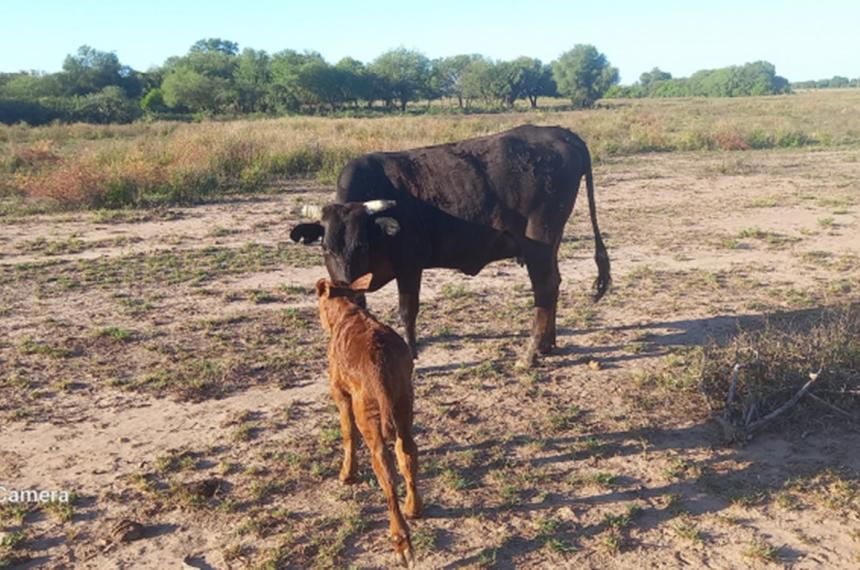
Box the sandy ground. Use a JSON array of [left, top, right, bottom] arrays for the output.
[[1, 148, 859, 569]]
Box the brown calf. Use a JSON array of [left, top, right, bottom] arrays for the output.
[[316, 273, 422, 568]]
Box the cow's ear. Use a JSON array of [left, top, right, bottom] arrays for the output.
[[374, 217, 400, 237], [291, 223, 325, 244]]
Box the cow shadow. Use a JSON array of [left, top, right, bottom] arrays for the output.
[[415, 303, 855, 375], [419, 419, 857, 568], [406, 302, 859, 566]]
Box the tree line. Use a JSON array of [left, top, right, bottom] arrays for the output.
[[609, 62, 791, 98], [791, 76, 860, 89], [0, 39, 800, 125]]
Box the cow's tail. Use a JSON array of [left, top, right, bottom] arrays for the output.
[[585, 154, 611, 301]]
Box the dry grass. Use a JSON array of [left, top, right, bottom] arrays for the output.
[[2, 90, 860, 211], [698, 305, 860, 431]]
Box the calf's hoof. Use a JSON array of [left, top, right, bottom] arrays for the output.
[[393, 534, 415, 568], [338, 471, 357, 485]]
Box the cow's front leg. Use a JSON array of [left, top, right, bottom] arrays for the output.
[[396, 271, 422, 359]]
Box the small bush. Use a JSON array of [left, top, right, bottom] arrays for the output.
[[699, 306, 860, 430]]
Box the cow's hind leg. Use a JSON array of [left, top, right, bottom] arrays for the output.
[[519, 240, 561, 368], [396, 270, 422, 359]]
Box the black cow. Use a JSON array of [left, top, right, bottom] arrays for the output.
[[291, 124, 610, 366]]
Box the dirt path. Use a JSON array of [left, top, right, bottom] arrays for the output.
[[1, 150, 859, 569]]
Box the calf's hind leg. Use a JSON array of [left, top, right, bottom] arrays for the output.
[[355, 404, 414, 567], [394, 414, 422, 519]]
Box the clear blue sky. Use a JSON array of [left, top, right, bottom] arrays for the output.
[[2, 0, 857, 83]]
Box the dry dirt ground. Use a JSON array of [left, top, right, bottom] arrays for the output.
[[1, 148, 859, 569]]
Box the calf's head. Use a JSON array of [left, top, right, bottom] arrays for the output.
[[291, 200, 400, 285], [315, 273, 374, 332]]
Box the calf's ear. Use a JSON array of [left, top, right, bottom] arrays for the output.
[[315, 278, 330, 298], [349, 273, 374, 292], [374, 217, 400, 236], [291, 223, 325, 244]]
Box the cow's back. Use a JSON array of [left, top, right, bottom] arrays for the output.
[[337, 125, 589, 236]]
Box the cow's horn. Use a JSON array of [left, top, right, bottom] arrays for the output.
[[300, 204, 323, 219], [363, 200, 396, 214]]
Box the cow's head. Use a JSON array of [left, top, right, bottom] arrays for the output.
[[290, 200, 400, 284]]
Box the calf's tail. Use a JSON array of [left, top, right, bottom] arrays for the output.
[[584, 154, 611, 301]]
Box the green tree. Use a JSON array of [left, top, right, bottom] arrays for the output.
[[336, 57, 375, 107], [552, 45, 619, 108], [0, 72, 64, 99], [60, 45, 140, 96], [370, 48, 430, 111], [269, 50, 325, 112], [71, 85, 141, 123], [431, 54, 481, 108], [160, 39, 240, 113], [161, 67, 231, 113], [190, 38, 239, 56], [140, 88, 167, 115], [295, 61, 346, 112], [234, 48, 272, 112], [459, 57, 493, 108], [513, 57, 556, 108], [638, 67, 672, 94]]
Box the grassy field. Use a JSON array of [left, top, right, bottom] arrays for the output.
[[2, 89, 860, 212], [1, 93, 859, 568]]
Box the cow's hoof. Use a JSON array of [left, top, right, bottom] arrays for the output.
[[339, 471, 357, 485]]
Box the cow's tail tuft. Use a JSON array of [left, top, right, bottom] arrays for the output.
[[585, 153, 611, 301]]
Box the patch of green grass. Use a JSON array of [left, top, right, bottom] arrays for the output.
[[96, 326, 134, 342], [0, 505, 27, 528], [603, 504, 641, 530], [597, 529, 622, 554], [249, 289, 280, 304], [440, 283, 470, 300], [818, 216, 835, 228], [17, 337, 72, 359], [154, 450, 197, 473], [742, 538, 779, 563], [441, 467, 472, 491], [672, 517, 704, 542], [571, 471, 617, 489], [42, 493, 77, 523], [7, 242, 319, 297], [233, 422, 258, 442], [475, 547, 498, 568], [22, 236, 87, 256], [411, 525, 437, 554], [547, 405, 582, 432], [0, 529, 27, 549]]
